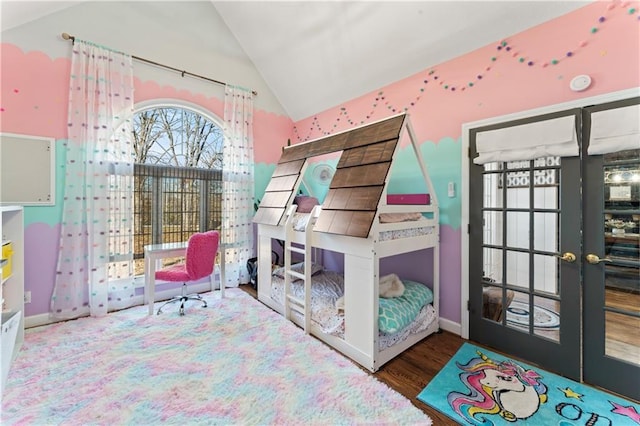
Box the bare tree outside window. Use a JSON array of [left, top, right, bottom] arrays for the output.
[[131, 106, 223, 275], [133, 108, 223, 168]]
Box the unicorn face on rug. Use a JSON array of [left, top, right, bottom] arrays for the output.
[[447, 351, 548, 424]]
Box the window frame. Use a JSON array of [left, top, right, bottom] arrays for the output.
[[131, 99, 225, 276]]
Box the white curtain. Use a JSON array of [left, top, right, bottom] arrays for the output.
[[474, 115, 579, 165], [51, 40, 135, 319], [588, 103, 640, 155], [221, 85, 255, 287]]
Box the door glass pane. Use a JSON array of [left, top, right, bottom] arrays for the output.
[[483, 162, 503, 172], [541, 156, 560, 167], [482, 284, 512, 323], [533, 295, 560, 342], [505, 161, 531, 210], [534, 185, 558, 209], [602, 148, 639, 366], [605, 264, 640, 305], [483, 171, 503, 208], [505, 290, 529, 332], [483, 247, 503, 283], [534, 212, 558, 252], [506, 186, 529, 208], [483, 211, 503, 246], [507, 212, 529, 249], [605, 311, 640, 366], [605, 270, 640, 314], [506, 160, 529, 170], [506, 250, 529, 288], [534, 157, 560, 184], [534, 254, 558, 295]]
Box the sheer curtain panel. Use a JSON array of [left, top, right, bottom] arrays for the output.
[[221, 85, 255, 287], [51, 40, 135, 319]]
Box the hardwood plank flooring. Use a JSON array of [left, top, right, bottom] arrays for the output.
[[238, 284, 464, 425], [372, 329, 464, 425]]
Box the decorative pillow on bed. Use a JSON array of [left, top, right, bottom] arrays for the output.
[[378, 280, 433, 335], [294, 195, 320, 213], [379, 212, 424, 223], [291, 213, 311, 232], [272, 262, 324, 280]]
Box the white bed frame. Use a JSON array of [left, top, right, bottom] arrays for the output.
[[256, 116, 440, 372]]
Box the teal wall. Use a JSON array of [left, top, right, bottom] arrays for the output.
[[253, 136, 462, 230]]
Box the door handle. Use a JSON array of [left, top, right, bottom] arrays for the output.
[[585, 254, 613, 264], [556, 252, 576, 263]]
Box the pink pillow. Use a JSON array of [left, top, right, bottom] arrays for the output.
[[294, 195, 319, 213]]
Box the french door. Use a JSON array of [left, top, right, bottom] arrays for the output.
[[469, 98, 639, 401], [469, 109, 582, 382], [582, 99, 639, 401]]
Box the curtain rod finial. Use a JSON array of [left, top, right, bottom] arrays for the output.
[[61, 32, 74, 42]]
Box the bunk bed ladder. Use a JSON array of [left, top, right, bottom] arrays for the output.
[[283, 205, 320, 334]]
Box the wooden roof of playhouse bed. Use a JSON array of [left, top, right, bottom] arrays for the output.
[[253, 113, 434, 238]]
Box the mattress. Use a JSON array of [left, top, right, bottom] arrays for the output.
[[269, 270, 437, 350], [378, 219, 435, 241], [290, 212, 435, 241], [271, 270, 345, 335]]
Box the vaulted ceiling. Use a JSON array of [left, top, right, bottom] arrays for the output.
[[214, 1, 590, 120], [1, 1, 591, 121]]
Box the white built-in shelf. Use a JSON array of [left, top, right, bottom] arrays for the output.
[[0, 257, 8, 286], [1, 205, 24, 395]]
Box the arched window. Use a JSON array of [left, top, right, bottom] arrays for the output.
[[131, 101, 224, 274]]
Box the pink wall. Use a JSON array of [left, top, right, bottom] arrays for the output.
[[291, 1, 639, 324], [1, 1, 638, 326], [0, 45, 70, 139], [0, 42, 291, 318], [0, 43, 291, 161], [294, 2, 639, 144]]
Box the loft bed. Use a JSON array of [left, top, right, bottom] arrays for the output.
[[253, 113, 440, 372]]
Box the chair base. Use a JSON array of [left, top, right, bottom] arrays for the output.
[[157, 283, 207, 316]]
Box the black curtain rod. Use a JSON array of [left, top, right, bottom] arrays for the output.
[[61, 32, 257, 96]]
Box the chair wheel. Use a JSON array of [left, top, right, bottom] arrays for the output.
[[179, 308, 185, 316]]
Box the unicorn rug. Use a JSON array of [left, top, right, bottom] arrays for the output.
[[418, 343, 640, 425]]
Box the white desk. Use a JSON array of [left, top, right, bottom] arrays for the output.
[[144, 242, 225, 315]]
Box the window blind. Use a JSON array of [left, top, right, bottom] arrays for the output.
[[588, 103, 640, 155], [474, 115, 578, 165]]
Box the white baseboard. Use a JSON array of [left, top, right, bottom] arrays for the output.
[[26, 285, 462, 339], [439, 317, 461, 336], [25, 282, 220, 329], [25, 310, 89, 329]]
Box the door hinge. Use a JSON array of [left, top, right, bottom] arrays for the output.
[[467, 224, 470, 234], [467, 300, 470, 311]]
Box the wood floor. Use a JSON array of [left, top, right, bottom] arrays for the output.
[[371, 328, 465, 425], [238, 284, 465, 425]]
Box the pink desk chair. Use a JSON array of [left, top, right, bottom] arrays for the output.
[[155, 230, 220, 316]]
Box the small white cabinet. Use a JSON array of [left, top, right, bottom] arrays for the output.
[[1, 205, 24, 394]]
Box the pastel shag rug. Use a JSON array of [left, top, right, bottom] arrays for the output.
[[2, 288, 432, 425], [418, 342, 640, 425]]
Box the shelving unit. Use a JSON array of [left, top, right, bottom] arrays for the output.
[[1, 205, 24, 394], [603, 158, 639, 292]]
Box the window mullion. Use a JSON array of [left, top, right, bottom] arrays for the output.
[[200, 179, 209, 232], [152, 172, 163, 244]]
